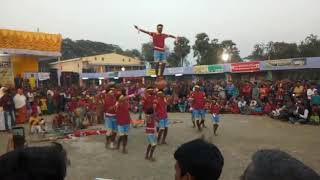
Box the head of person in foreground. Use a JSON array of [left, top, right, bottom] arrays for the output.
[[174, 138, 224, 180], [0, 142, 68, 180], [241, 149, 320, 180]]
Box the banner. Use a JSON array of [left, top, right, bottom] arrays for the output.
[[193, 65, 209, 74], [38, 72, 50, 81], [231, 61, 260, 72], [145, 69, 156, 76], [265, 58, 306, 67], [208, 64, 224, 73], [0, 56, 14, 85]]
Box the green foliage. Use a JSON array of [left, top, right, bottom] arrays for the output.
[[248, 34, 320, 60], [167, 36, 191, 67], [192, 33, 240, 65], [61, 38, 141, 60], [299, 34, 320, 57], [141, 42, 154, 62]]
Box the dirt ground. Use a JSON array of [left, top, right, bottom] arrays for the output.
[[1, 113, 320, 180]]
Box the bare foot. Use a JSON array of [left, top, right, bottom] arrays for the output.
[[145, 156, 149, 160], [161, 141, 168, 145], [122, 149, 128, 154], [149, 157, 156, 162]]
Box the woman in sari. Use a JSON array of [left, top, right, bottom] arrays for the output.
[[13, 89, 27, 124]]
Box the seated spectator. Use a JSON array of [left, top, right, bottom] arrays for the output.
[[238, 96, 249, 115], [174, 138, 224, 180], [263, 101, 274, 115], [241, 149, 320, 180], [178, 97, 187, 113], [229, 98, 240, 114], [289, 103, 309, 124], [0, 143, 68, 180], [28, 112, 46, 134]]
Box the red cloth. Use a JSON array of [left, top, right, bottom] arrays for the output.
[[116, 101, 130, 125], [104, 95, 116, 114], [230, 102, 240, 114], [210, 104, 221, 114], [142, 94, 156, 112], [145, 116, 156, 134], [150, 32, 168, 51], [154, 97, 168, 119], [68, 100, 77, 112], [191, 91, 206, 109], [88, 103, 96, 111]]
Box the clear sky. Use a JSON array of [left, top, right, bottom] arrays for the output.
[[1, 0, 320, 59]]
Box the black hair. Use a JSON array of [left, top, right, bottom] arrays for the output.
[[241, 149, 320, 180], [0, 142, 68, 180], [157, 24, 163, 28], [145, 108, 154, 115], [174, 138, 224, 180]]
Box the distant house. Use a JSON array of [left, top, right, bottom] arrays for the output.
[[49, 53, 145, 73]]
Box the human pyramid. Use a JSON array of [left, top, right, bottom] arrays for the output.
[[103, 24, 222, 162]]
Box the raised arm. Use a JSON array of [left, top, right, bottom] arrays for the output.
[[134, 25, 150, 35]]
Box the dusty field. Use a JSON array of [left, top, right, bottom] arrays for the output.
[[1, 113, 320, 180]]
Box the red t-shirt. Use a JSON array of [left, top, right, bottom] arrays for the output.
[[210, 104, 221, 114], [191, 91, 206, 109], [142, 94, 156, 111], [242, 84, 252, 96], [116, 101, 130, 125], [145, 116, 156, 134], [154, 97, 167, 119], [104, 95, 116, 115], [150, 32, 169, 52]]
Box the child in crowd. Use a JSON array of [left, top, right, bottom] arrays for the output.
[[209, 99, 221, 136], [28, 112, 46, 134], [144, 108, 157, 161], [39, 95, 48, 115]]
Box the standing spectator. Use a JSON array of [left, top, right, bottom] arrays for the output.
[[14, 74, 23, 89], [13, 89, 27, 124], [241, 81, 252, 102], [28, 73, 37, 89], [307, 83, 317, 106], [226, 81, 235, 100], [0, 87, 16, 130], [252, 82, 260, 100]]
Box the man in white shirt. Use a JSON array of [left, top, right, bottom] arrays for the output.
[[238, 96, 247, 114]]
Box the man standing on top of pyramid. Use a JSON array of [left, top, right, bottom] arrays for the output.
[[134, 24, 178, 77]]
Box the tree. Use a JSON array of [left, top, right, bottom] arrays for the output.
[[61, 38, 121, 59], [193, 33, 242, 65], [266, 41, 300, 59], [192, 33, 212, 65], [220, 40, 241, 63], [248, 43, 266, 60], [167, 36, 191, 67], [299, 34, 320, 57], [141, 42, 154, 62]]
